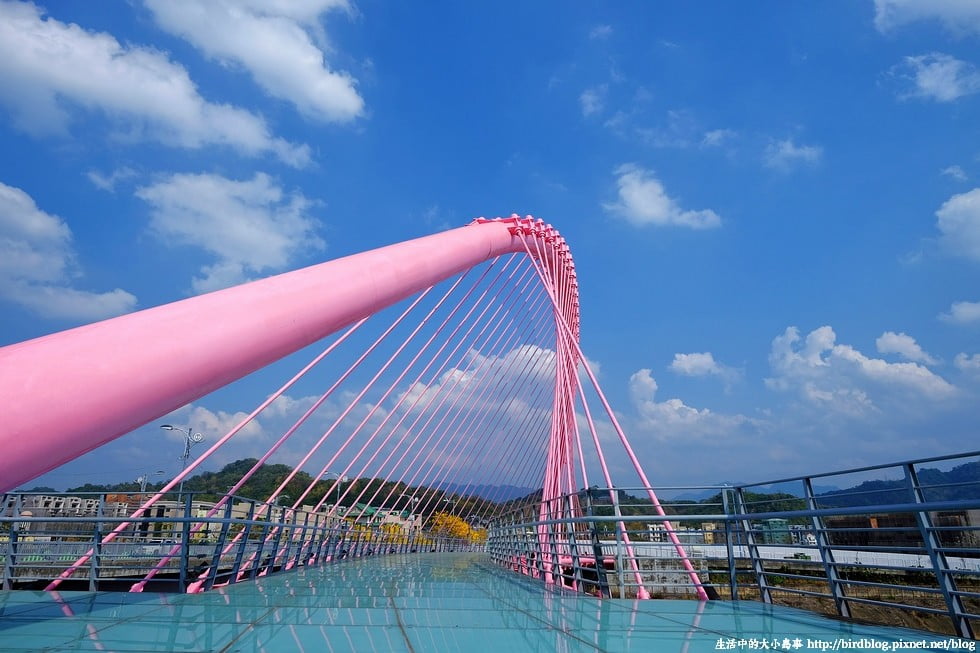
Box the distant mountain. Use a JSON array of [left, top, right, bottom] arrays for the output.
[[757, 481, 841, 497], [627, 463, 980, 518], [672, 481, 840, 502], [815, 461, 980, 508], [435, 482, 536, 502]]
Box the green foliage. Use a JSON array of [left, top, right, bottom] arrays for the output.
[[58, 459, 501, 518]]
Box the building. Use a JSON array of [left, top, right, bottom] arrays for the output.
[[701, 522, 726, 545], [2, 493, 135, 539], [754, 519, 792, 545], [332, 503, 421, 531]]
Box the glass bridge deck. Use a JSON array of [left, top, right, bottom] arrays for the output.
[[0, 553, 970, 652]]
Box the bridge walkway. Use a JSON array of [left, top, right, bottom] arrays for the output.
[[0, 553, 962, 652]]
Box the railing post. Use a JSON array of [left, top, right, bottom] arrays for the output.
[[734, 487, 771, 604], [566, 494, 584, 592], [205, 501, 234, 591], [803, 477, 849, 618], [583, 487, 610, 598], [545, 497, 561, 585], [721, 487, 738, 600], [278, 508, 298, 568], [310, 516, 325, 563], [301, 511, 314, 563], [4, 494, 20, 590], [905, 464, 974, 639], [229, 501, 256, 584], [249, 521, 270, 579], [612, 489, 626, 597], [2, 528, 13, 591], [309, 514, 325, 564], [178, 492, 193, 593], [89, 496, 104, 592], [264, 511, 285, 573]]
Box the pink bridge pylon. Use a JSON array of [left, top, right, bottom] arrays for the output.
[[0, 215, 708, 600]]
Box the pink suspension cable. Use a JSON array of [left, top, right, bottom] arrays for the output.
[[231, 273, 480, 576], [313, 255, 529, 514], [397, 278, 554, 518], [148, 275, 465, 589], [379, 306, 537, 518], [308, 256, 528, 516], [314, 262, 531, 515], [410, 298, 558, 514], [441, 342, 555, 526], [133, 283, 442, 590], [44, 317, 368, 591], [464, 306, 561, 518], [411, 325, 550, 520], [435, 315, 556, 515], [522, 229, 654, 596], [350, 264, 546, 512], [516, 229, 709, 601], [283, 260, 500, 512]]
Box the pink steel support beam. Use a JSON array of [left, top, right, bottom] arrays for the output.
[[0, 216, 572, 492]]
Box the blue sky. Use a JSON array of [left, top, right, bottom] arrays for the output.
[[1, 1, 979, 492]]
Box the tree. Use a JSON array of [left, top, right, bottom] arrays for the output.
[[430, 512, 473, 539]]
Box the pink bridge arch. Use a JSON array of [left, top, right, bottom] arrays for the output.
[[0, 215, 708, 600]]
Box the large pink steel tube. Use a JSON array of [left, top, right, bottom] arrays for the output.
[[0, 216, 573, 493]]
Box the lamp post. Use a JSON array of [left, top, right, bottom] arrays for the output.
[[399, 493, 420, 511], [136, 470, 165, 493], [400, 494, 421, 534], [321, 471, 347, 507], [160, 424, 205, 497], [276, 494, 291, 523]]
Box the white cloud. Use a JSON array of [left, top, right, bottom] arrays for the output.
[[589, 24, 613, 40], [144, 0, 363, 124], [669, 352, 740, 384], [874, 0, 980, 36], [939, 300, 980, 324], [954, 352, 980, 372], [891, 53, 980, 102], [670, 352, 721, 376], [942, 165, 968, 181], [701, 129, 736, 148], [400, 344, 560, 409], [636, 109, 699, 149], [136, 172, 324, 293], [0, 181, 137, 320], [579, 85, 606, 117], [603, 164, 722, 229], [936, 187, 980, 261], [0, 1, 308, 166], [87, 167, 137, 192], [628, 369, 756, 441], [187, 405, 265, 442], [875, 331, 939, 365], [766, 326, 957, 416], [764, 138, 823, 171]]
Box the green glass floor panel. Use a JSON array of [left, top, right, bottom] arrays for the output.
[[0, 553, 971, 652]]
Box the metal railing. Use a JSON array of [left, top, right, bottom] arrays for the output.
[[4, 451, 978, 639], [486, 450, 980, 639], [0, 492, 481, 593]]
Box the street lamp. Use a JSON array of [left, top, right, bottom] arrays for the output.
[[160, 424, 205, 496], [321, 471, 347, 506], [399, 494, 421, 510], [399, 494, 421, 533], [136, 470, 165, 493]]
